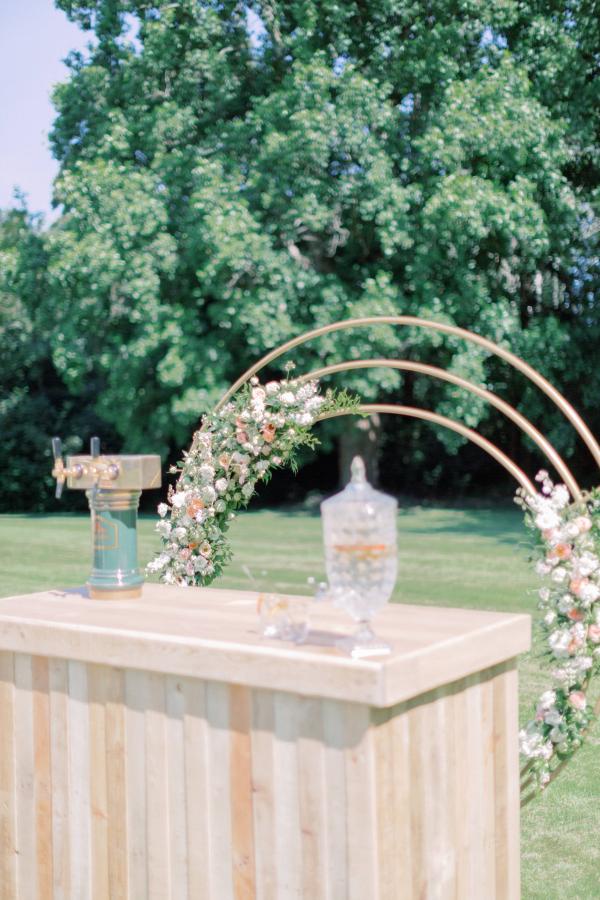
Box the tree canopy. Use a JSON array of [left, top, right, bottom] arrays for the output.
[[2, 0, 599, 508]]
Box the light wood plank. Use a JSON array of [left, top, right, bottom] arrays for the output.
[[14, 653, 36, 900], [344, 703, 379, 900], [0, 586, 531, 707], [0, 652, 17, 900], [229, 685, 256, 899], [493, 664, 520, 899], [32, 656, 53, 900], [49, 658, 70, 900], [273, 692, 302, 899], [125, 670, 148, 899], [145, 672, 171, 900], [105, 667, 128, 900], [205, 681, 233, 899], [322, 699, 348, 900], [296, 697, 327, 899], [182, 677, 210, 900], [166, 675, 189, 900], [88, 665, 110, 900], [67, 660, 92, 900], [251, 690, 277, 900]]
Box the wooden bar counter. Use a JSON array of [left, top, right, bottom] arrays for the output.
[[0, 585, 530, 900]]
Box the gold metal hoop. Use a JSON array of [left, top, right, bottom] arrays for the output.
[[214, 316, 600, 473], [302, 358, 581, 500], [317, 404, 537, 495]]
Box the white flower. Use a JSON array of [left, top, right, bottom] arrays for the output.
[[539, 690, 557, 708], [158, 503, 169, 518], [265, 381, 280, 395], [147, 553, 170, 572], [255, 460, 269, 473], [280, 391, 296, 405], [576, 553, 599, 577], [551, 567, 568, 583], [241, 482, 255, 498], [565, 523, 580, 539], [535, 470, 549, 482], [544, 610, 557, 626], [558, 594, 574, 614], [297, 412, 313, 426], [172, 492, 188, 508], [544, 708, 563, 727], [549, 629, 571, 658], [536, 509, 561, 530], [252, 387, 266, 402], [215, 478, 228, 494], [174, 526, 188, 541], [536, 560, 552, 577], [580, 582, 600, 604], [155, 520, 172, 537], [214, 499, 226, 512], [574, 516, 592, 534], [199, 464, 215, 482], [551, 485, 570, 510], [201, 485, 217, 504], [306, 396, 325, 411]]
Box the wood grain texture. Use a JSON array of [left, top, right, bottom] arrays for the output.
[[0, 588, 526, 899], [0, 652, 17, 900], [0, 585, 530, 706]]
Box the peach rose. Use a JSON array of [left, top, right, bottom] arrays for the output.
[[262, 423, 276, 443], [574, 516, 592, 534], [567, 609, 585, 622], [570, 577, 588, 596], [551, 543, 572, 561], [186, 498, 204, 518], [219, 453, 230, 469], [588, 624, 600, 643], [236, 430, 248, 444], [568, 691, 587, 711]]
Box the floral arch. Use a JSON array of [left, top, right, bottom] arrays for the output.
[[151, 317, 600, 800]]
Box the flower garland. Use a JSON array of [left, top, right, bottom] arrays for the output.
[[516, 472, 600, 795], [148, 372, 359, 586]]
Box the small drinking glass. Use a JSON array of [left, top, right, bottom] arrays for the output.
[[257, 593, 309, 643]]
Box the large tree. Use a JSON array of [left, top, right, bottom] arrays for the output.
[[40, 0, 599, 489]]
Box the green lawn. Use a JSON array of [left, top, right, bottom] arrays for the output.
[[2, 508, 599, 898]]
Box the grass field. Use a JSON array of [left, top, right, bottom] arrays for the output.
[[2, 508, 600, 898]]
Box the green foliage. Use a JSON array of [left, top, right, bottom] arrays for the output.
[[3, 1, 600, 508]]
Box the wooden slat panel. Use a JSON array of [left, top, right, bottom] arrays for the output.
[[124, 670, 148, 899], [344, 703, 378, 900], [14, 653, 36, 900], [0, 651, 17, 900], [165, 675, 190, 900], [88, 665, 110, 900], [144, 672, 171, 900], [273, 692, 302, 899], [67, 660, 92, 900], [49, 659, 70, 900], [105, 667, 128, 900], [296, 697, 327, 900], [322, 699, 348, 900], [251, 690, 277, 900], [229, 685, 256, 899], [32, 656, 53, 900], [182, 677, 210, 899], [493, 664, 520, 899], [205, 681, 233, 899]]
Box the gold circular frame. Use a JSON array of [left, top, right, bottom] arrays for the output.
[[214, 316, 600, 494]]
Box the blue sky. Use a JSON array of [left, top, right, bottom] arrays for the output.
[[0, 0, 90, 222]]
